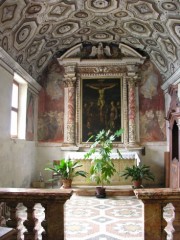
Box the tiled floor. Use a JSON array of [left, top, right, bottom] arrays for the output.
[[65, 194, 144, 240]]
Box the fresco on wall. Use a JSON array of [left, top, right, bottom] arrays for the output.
[[26, 90, 35, 141], [139, 60, 166, 142], [38, 60, 64, 142]]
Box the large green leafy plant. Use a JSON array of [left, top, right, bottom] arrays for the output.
[[120, 164, 155, 188], [84, 129, 124, 188], [45, 158, 87, 184]]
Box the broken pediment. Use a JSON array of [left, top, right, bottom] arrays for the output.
[[59, 42, 146, 61]]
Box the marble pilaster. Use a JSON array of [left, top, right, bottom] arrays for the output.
[[128, 77, 137, 145], [62, 65, 77, 147]]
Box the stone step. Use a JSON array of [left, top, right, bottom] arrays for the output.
[[71, 185, 134, 196]]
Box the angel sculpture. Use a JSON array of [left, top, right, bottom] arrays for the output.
[[89, 43, 112, 59]]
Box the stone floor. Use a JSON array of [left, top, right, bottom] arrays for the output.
[[65, 193, 144, 240]]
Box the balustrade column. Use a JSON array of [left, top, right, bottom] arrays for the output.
[[134, 188, 180, 240], [6, 201, 18, 237], [122, 76, 128, 145], [128, 78, 137, 145], [0, 188, 72, 240], [62, 66, 77, 146], [23, 202, 36, 240]]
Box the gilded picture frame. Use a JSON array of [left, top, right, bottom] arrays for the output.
[[81, 78, 122, 142]]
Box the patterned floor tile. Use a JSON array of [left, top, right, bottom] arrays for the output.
[[92, 216, 113, 223], [86, 233, 120, 240], [65, 195, 144, 240]]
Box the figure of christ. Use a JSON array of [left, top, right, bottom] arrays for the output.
[[86, 81, 117, 123]]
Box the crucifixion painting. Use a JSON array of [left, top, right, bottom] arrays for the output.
[[82, 78, 122, 142]]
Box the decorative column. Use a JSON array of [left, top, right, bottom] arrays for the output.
[[123, 76, 128, 145], [62, 65, 77, 147], [128, 77, 137, 145]]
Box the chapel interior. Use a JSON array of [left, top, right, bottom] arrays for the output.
[[0, 0, 180, 239]]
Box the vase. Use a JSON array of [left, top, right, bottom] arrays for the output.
[[95, 187, 106, 198], [132, 179, 142, 189], [62, 179, 72, 189]]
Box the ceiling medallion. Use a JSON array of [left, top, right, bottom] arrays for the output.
[[93, 17, 110, 26], [1, 4, 17, 22], [113, 27, 125, 34], [38, 54, 48, 68], [26, 4, 42, 14], [145, 39, 157, 46], [74, 11, 88, 18], [114, 11, 128, 18], [164, 41, 174, 55], [129, 23, 146, 33], [39, 24, 50, 34], [161, 2, 177, 11], [77, 28, 91, 35], [2, 36, 8, 51], [57, 24, 72, 34], [155, 53, 166, 67], [153, 22, 164, 33], [16, 25, 31, 44], [50, 5, 67, 16], [63, 37, 74, 45], [45, 40, 58, 48], [135, 3, 152, 14], [93, 33, 109, 39], [17, 54, 23, 64], [28, 43, 38, 57], [91, 0, 110, 9], [127, 37, 140, 44]]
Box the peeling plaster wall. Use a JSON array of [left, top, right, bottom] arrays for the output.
[[0, 65, 37, 187]]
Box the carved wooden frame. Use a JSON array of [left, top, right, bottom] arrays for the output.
[[78, 75, 124, 145], [76, 65, 128, 148]]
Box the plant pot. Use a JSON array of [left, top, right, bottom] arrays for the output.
[[132, 179, 142, 189], [95, 187, 106, 198], [62, 179, 72, 189]]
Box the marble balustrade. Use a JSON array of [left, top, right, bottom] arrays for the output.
[[134, 188, 180, 240], [0, 188, 72, 240]]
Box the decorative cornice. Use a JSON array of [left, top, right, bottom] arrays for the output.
[[78, 65, 127, 74], [0, 47, 41, 92], [161, 68, 180, 91]]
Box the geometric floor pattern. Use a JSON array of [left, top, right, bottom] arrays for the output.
[[65, 195, 144, 240]]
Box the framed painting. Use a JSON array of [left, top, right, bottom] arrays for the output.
[[81, 78, 122, 142]]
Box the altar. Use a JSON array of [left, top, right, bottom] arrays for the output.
[[68, 152, 140, 186]]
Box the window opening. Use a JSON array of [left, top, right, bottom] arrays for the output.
[[11, 80, 19, 137]]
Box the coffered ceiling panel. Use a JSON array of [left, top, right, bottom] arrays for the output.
[[0, 0, 179, 83]]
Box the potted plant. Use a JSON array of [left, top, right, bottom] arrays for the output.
[[120, 164, 155, 189], [45, 158, 88, 188], [84, 129, 124, 198]]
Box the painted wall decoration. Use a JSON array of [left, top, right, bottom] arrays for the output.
[[139, 60, 166, 142], [38, 60, 64, 142], [38, 58, 166, 143], [26, 90, 35, 141], [82, 78, 122, 142]]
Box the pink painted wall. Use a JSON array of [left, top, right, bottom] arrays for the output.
[[38, 60, 64, 142], [139, 60, 166, 142], [37, 59, 166, 143]]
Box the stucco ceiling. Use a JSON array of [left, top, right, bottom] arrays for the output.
[[0, 0, 180, 83]]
